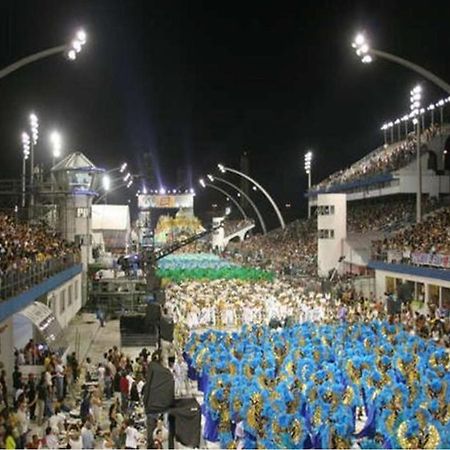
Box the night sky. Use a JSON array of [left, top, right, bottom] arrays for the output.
[[1, 0, 449, 227]]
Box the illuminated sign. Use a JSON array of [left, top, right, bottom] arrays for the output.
[[138, 194, 194, 210]]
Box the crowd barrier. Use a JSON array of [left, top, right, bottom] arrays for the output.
[[375, 250, 450, 270], [0, 253, 80, 300]]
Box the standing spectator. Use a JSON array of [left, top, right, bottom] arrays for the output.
[[54, 358, 64, 401], [16, 401, 30, 449], [119, 370, 129, 414], [124, 419, 140, 450], [42, 427, 58, 450], [12, 366, 22, 397], [81, 421, 95, 449], [0, 370, 7, 407], [25, 375, 37, 421], [4, 425, 16, 450]]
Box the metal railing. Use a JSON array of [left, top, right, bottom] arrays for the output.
[[0, 253, 81, 300]]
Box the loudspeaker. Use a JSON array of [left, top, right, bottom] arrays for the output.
[[146, 303, 161, 326]]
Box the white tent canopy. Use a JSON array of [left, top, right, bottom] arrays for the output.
[[92, 205, 131, 250]]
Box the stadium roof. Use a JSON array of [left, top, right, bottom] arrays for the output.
[[51, 151, 102, 172]]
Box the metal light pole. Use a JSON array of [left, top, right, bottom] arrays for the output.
[[199, 179, 247, 220], [304, 151, 312, 218], [207, 174, 267, 234], [352, 33, 450, 95], [218, 164, 285, 229], [21, 132, 30, 208], [394, 119, 401, 141], [0, 30, 87, 80], [428, 104, 435, 126], [29, 113, 39, 208], [381, 124, 388, 145], [410, 85, 422, 223], [401, 115, 409, 137]]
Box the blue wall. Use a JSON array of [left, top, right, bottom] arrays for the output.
[[368, 260, 450, 283], [0, 265, 83, 323]]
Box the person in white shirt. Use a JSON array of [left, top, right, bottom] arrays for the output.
[[48, 406, 65, 433], [16, 401, 30, 448], [125, 419, 141, 449]]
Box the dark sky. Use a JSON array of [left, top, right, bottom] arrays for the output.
[[1, 0, 449, 227]]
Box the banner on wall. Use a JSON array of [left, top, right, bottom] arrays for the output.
[[138, 194, 194, 210], [410, 252, 450, 269]]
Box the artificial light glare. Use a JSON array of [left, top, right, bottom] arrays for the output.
[[354, 34, 365, 46], [207, 174, 214, 182], [119, 162, 127, 173], [67, 49, 76, 60], [102, 175, 111, 191], [50, 131, 62, 158], [218, 163, 225, 173], [199, 178, 206, 188], [361, 55, 372, 64], [76, 29, 87, 44]]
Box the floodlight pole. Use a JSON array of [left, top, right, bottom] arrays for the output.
[[369, 49, 450, 95], [204, 183, 248, 220], [212, 176, 267, 234], [219, 165, 285, 229], [0, 45, 67, 80]]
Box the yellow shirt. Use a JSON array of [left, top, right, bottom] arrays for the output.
[[5, 435, 16, 449]]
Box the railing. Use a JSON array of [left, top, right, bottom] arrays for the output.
[[372, 250, 450, 270], [0, 253, 81, 300]]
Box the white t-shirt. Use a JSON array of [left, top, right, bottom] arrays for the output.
[[48, 413, 65, 432], [125, 426, 140, 449]]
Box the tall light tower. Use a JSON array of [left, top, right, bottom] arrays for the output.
[[410, 85, 423, 223], [304, 151, 313, 218], [29, 113, 39, 206], [351, 33, 450, 95], [21, 132, 30, 208], [50, 131, 62, 168], [218, 164, 285, 229], [0, 29, 87, 80]]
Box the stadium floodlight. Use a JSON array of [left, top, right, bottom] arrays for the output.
[[351, 32, 450, 95], [119, 162, 127, 173], [199, 178, 206, 188], [123, 172, 131, 182], [189, 188, 195, 194], [218, 163, 225, 173], [0, 28, 88, 80], [49, 131, 62, 166], [66, 29, 87, 61], [126, 179, 133, 189], [409, 84, 423, 223], [21, 132, 31, 208], [102, 174, 111, 191], [159, 187, 166, 194], [207, 174, 214, 182]]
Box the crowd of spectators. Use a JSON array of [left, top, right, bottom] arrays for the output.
[[0, 214, 80, 277], [0, 340, 177, 449], [373, 207, 450, 258], [312, 124, 440, 192], [222, 219, 254, 237], [228, 218, 317, 277], [346, 195, 441, 234]]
